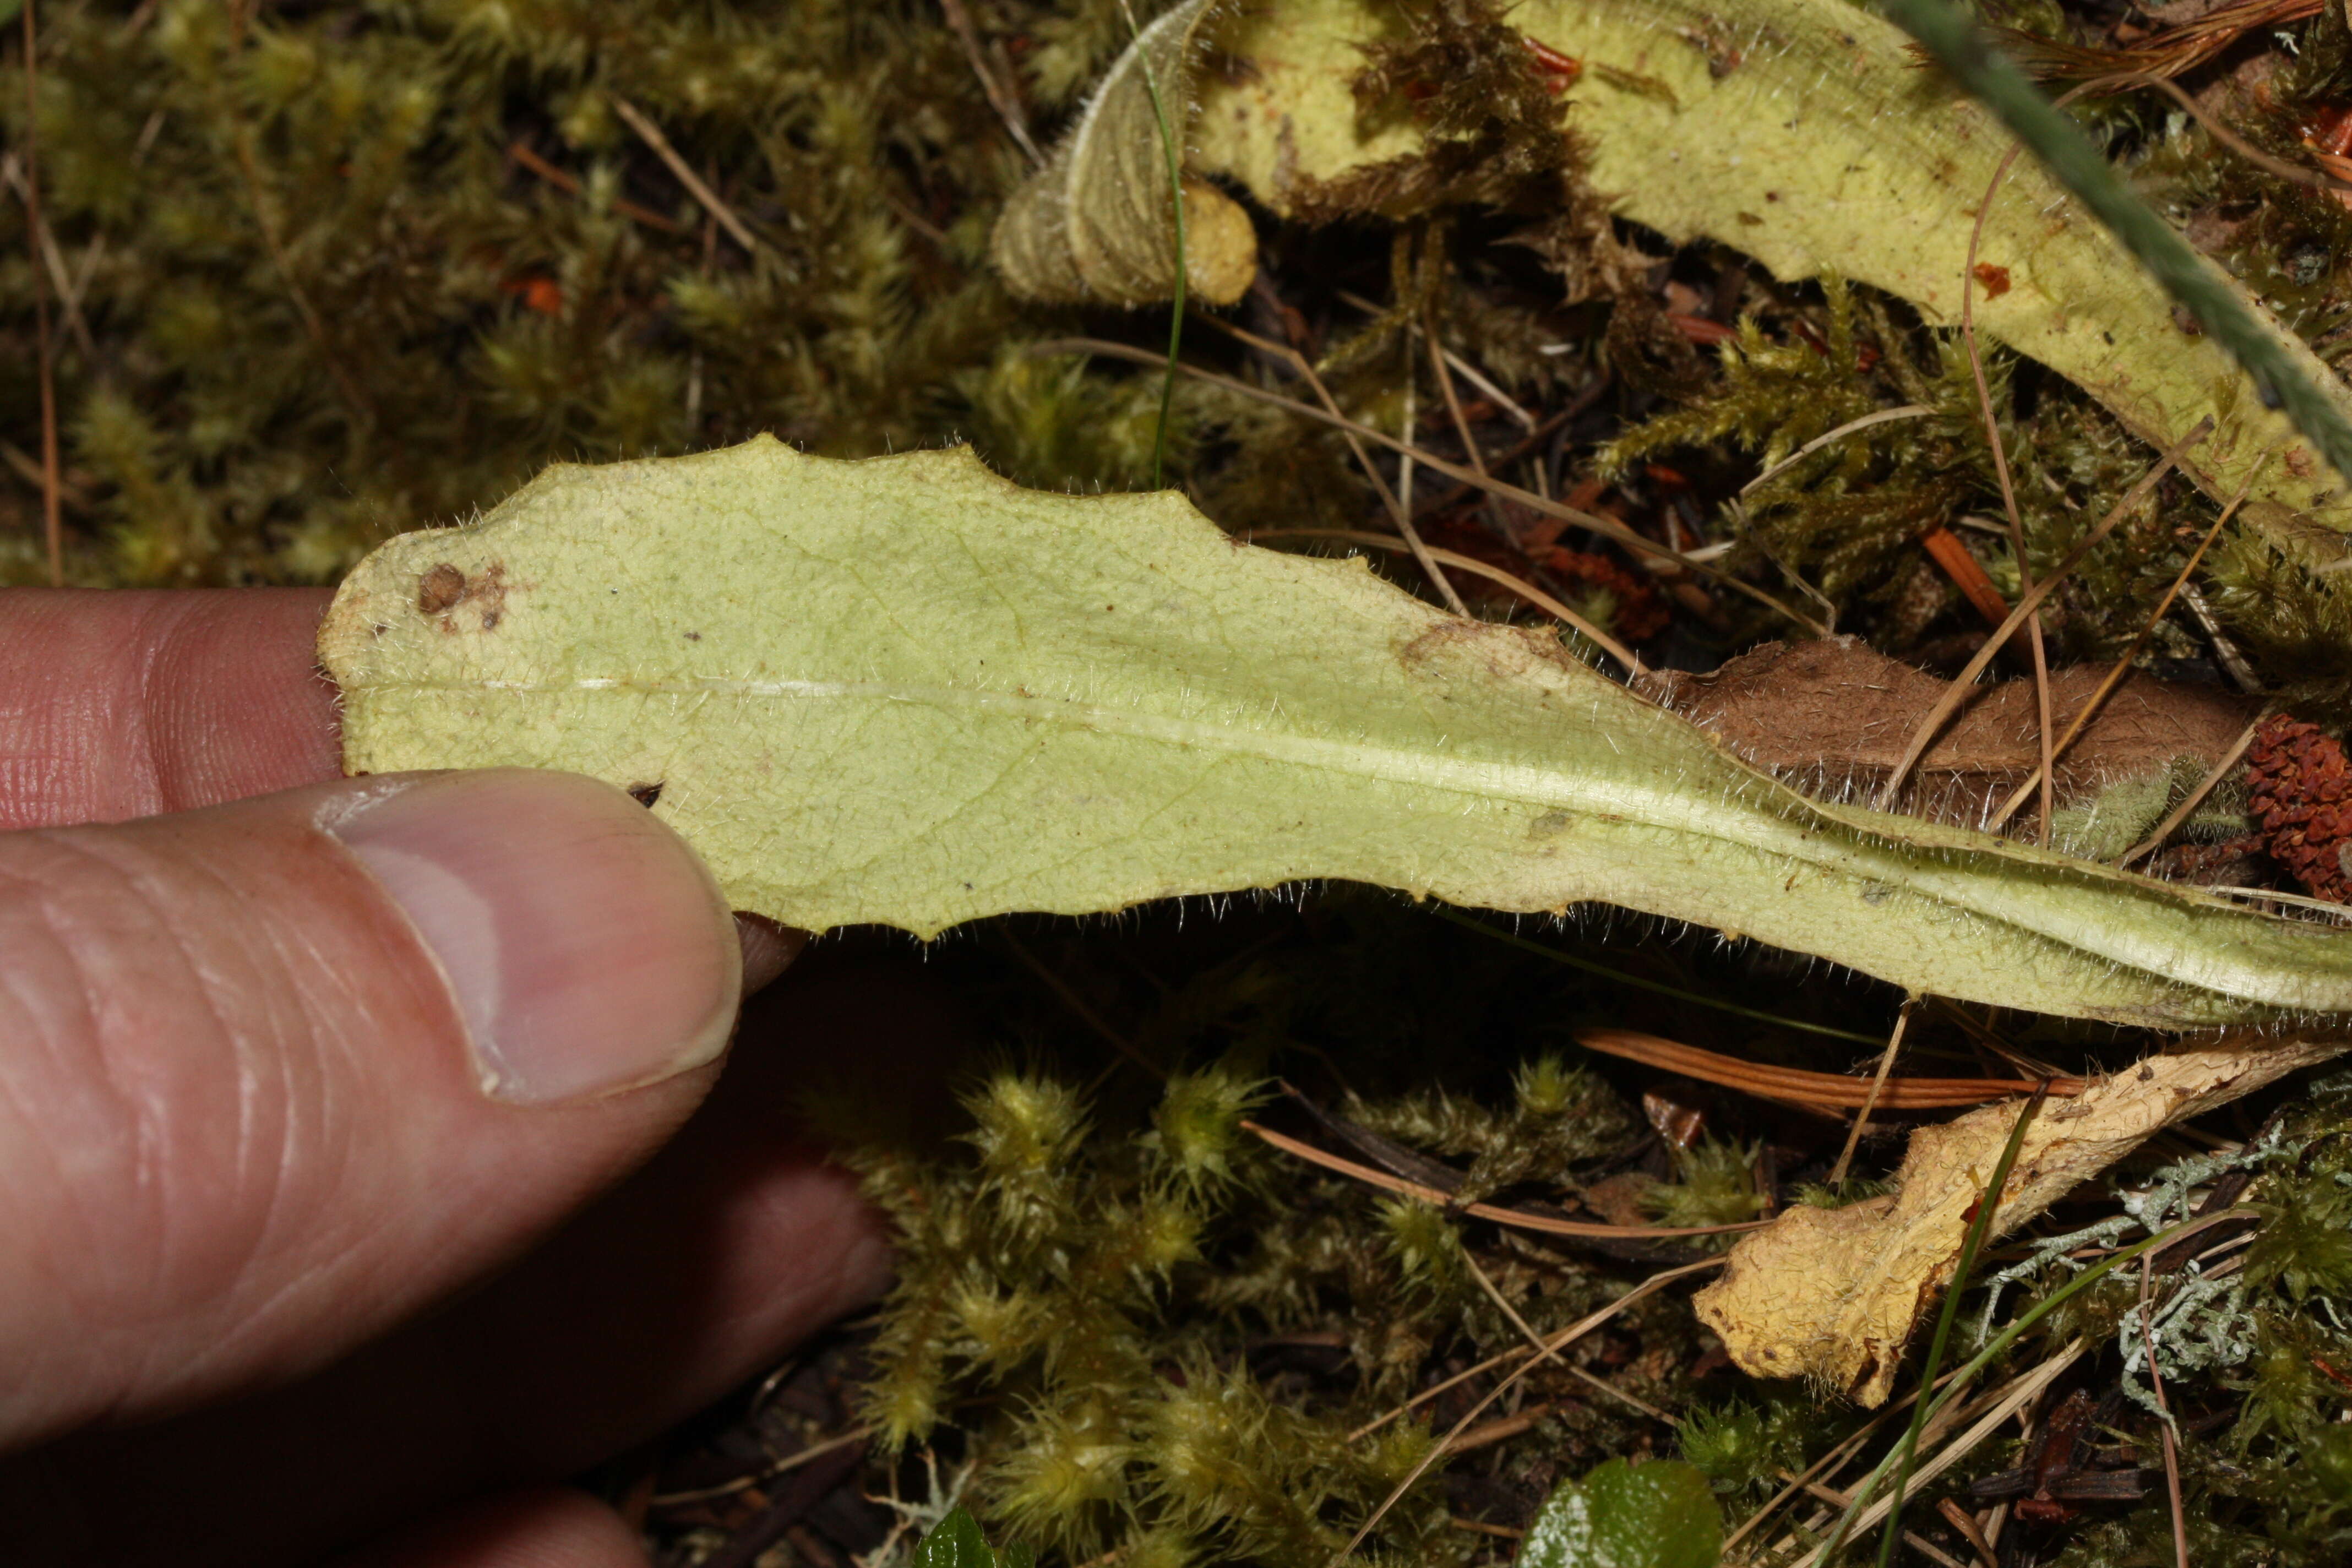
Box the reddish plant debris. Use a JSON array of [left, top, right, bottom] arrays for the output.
[[1422, 515, 1671, 641], [1917, 524, 2010, 627], [2304, 102, 2352, 157], [1667, 312, 1738, 346], [1971, 262, 2013, 298], [1522, 34, 1583, 92], [1539, 547, 1672, 639], [2248, 713, 2352, 901], [500, 275, 565, 317]]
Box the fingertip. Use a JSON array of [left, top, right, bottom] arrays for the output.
[[734, 913, 809, 997]]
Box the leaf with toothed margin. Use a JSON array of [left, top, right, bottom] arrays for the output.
[[321, 435, 2352, 1028]]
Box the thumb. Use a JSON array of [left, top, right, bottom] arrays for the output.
[[0, 768, 742, 1452]]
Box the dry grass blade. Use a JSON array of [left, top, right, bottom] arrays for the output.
[[610, 96, 767, 257], [1029, 336, 1829, 633], [1740, 404, 1935, 497], [1935, 1499, 1997, 1568], [998, 925, 1167, 1081], [939, 0, 1042, 165], [2001, 0, 2322, 83], [1958, 126, 2059, 843], [1986, 478, 2255, 831], [507, 140, 690, 233], [2139, 1254, 2191, 1568], [1723, 1359, 2016, 1555], [2116, 707, 2269, 867], [1872, 416, 2213, 811], [1346, 1256, 1725, 1442], [646, 1425, 876, 1505], [1331, 1259, 1722, 1562], [1241, 1118, 1769, 1240], [1461, 1252, 1673, 1422], [1244, 528, 1641, 672], [1440, 345, 1536, 431], [1789, 1341, 2087, 1567], [1572, 1026, 2082, 1109], [1828, 996, 1918, 1190], [1194, 314, 1467, 614]]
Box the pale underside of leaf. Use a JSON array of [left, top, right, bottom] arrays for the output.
[[1172, 0, 2352, 559], [1692, 1033, 2347, 1406], [321, 438, 2352, 1028]]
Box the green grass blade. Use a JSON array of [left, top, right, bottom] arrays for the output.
[[1872, 1084, 2046, 1566], [1119, 0, 1188, 491]]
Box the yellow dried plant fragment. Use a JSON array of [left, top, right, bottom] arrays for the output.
[[322, 438, 2352, 1028], [1694, 1036, 2347, 1405], [991, 0, 1256, 307]]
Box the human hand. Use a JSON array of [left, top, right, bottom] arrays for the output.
[[0, 589, 934, 1567]]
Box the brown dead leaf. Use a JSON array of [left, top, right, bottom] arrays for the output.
[[1691, 1034, 2346, 1405], [1643, 638, 2255, 832]]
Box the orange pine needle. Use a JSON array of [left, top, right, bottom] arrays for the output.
[[1574, 1027, 2081, 1110], [1919, 526, 2009, 626]]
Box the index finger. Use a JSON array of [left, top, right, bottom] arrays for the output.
[[0, 588, 341, 831]]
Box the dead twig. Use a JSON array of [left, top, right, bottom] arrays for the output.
[[940, 0, 1042, 165], [1242, 1119, 1767, 1242], [610, 96, 770, 258], [1827, 994, 1919, 1190], [507, 140, 690, 233]]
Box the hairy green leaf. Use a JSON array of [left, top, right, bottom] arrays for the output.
[[1163, 0, 2352, 558], [320, 438, 2352, 1026]]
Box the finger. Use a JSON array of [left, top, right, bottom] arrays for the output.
[[328, 1487, 649, 1568], [0, 767, 742, 1451], [0, 949, 966, 1568], [0, 587, 339, 830], [0, 587, 805, 998]]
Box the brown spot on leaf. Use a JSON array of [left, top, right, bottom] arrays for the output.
[[1972, 262, 2011, 298], [467, 562, 510, 626], [418, 564, 467, 615]]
